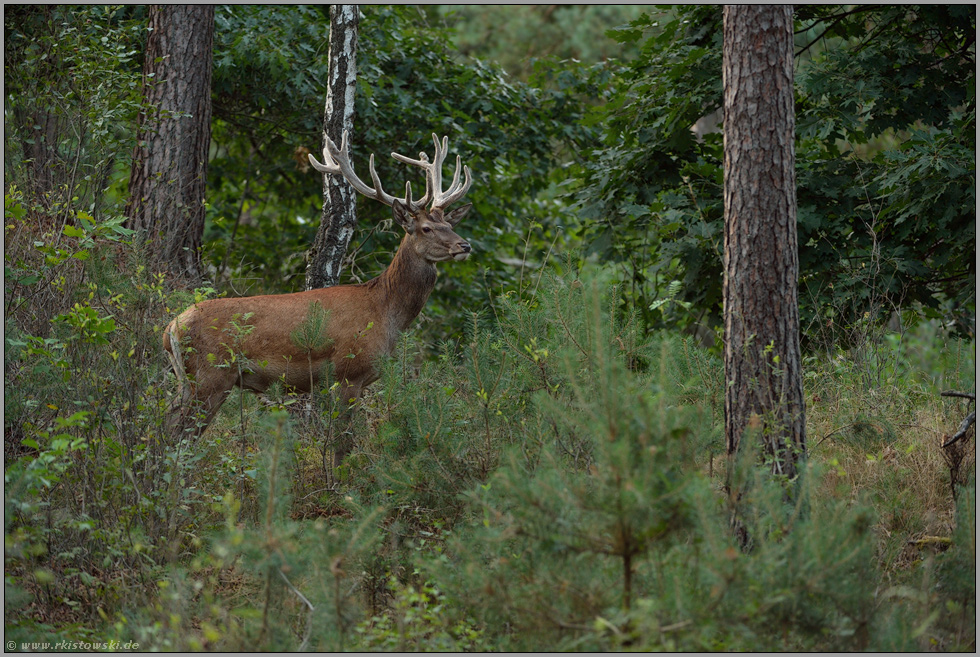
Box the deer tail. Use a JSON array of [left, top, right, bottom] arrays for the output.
[[163, 318, 190, 403]]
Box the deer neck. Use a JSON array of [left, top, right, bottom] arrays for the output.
[[373, 234, 438, 331]]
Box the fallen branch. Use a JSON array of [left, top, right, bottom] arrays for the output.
[[940, 390, 976, 448], [943, 410, 976, 448], [908, 535, 952, 549], [812, 421, 888, 451]]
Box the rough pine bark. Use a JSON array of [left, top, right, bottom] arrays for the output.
[[305, 4, 360, 290], [126, 5, 214, 285], [722, 5, 806, 478]]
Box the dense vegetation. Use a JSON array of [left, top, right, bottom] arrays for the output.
[[4, 5, 975, 651]]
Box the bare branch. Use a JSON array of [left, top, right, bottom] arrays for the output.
[[278, 569, 314, 651], [942, 411, 976, 449]]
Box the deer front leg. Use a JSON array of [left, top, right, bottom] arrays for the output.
[[329, 380, 364, 473]]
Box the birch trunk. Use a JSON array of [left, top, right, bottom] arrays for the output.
[[306, 4, 360, 290]]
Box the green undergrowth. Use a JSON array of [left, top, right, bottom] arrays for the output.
[[4, 233, 975, 651]]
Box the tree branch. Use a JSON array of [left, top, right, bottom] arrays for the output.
[[942, 411, 977, 448], [941, 391, 976, 448], [794, 6, 879, 58], [278, 569, 315, 651]]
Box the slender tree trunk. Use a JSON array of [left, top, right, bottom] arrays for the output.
[[305, 4, 360, 290], [126, 5, 215, 286], [23, 109, 60, 205], [722, 5, 805, 478]]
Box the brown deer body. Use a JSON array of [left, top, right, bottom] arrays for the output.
[[163, 133, 473, 459]]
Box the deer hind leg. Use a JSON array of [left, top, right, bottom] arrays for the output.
[[166, 372, 235, 441], [164, 325, 236, 441]]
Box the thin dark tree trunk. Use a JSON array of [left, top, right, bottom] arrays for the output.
[[722, 5, 806, 478], [306, 4, 360, 290], [23, 109, 60, 205], [126, 5, 214, 286], [9, 7, 63, 210]]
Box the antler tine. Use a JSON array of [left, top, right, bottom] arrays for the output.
[[428, 134, 472, 209], [440, 162, 472, 209], [393, 133, 473, 211], [312, 130, 422, 209], [390, 149, 433, 211], [403, 181, 415, 210], [364, 153, 396, 206], [429, 135, 448, 206], [307, 136, 342, 176]]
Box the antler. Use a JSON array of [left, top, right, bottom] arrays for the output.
[[391, 134, 472, 210], [308, 130, 427, 211], [308, 131, 472, 212]]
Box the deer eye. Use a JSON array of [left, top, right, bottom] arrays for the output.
[[421, 226, 432, 234]]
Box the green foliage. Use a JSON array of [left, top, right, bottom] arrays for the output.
[[4, 6, 145, 213], [577, 5, 976, 341], [353, 578, 487, 652], [432, 5, 656, 81], [4, 241, 202, 632], [794, 6, 974, 145], [4, 6, 144, 347], [92, 410, 387, 652], [937, 482, 976, 647], [206, 5, 332, 289], [4, 5, 976, 653], [575, 6, 725, 332], [289, 302, 332, 356], [790, 5, 977, 336], [358, 266, 960, 652]]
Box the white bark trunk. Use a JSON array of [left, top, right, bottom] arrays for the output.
[[306, 5, 360, 290]]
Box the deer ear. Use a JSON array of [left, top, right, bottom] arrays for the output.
[[392, 200, 416, 234], [444, 203, 472, 227]]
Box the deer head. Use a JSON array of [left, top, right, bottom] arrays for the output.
[[309, 131, 473, 263]]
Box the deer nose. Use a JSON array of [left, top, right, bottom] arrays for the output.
[[459, 241, 471, 253]]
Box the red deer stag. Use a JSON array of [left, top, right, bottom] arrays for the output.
[[163, 132, 473, 463]]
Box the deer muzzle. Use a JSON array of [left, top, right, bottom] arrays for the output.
[[453, 241, 472, 261]]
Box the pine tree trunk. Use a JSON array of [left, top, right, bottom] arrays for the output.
[[722, 5, 806, 478], [126, 5, 214, 286], [305, 4, 360, 290]]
